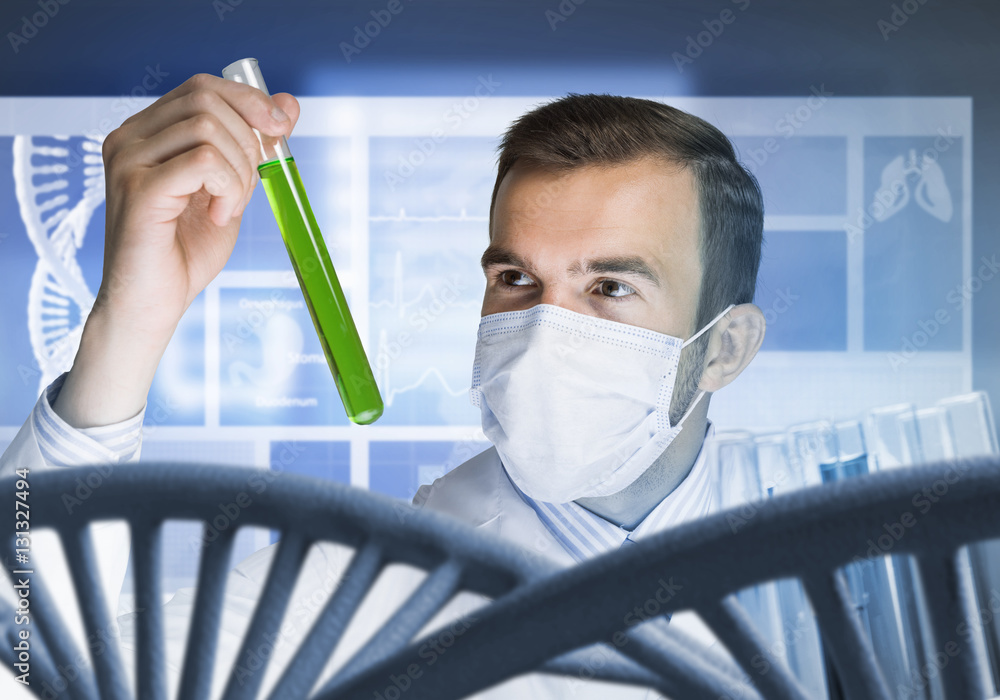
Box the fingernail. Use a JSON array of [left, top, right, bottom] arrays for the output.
[[271, 105, 290, 122]]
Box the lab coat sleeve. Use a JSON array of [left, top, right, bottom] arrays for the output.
[[0, 373, 147, 632]]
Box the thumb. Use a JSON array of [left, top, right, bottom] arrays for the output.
[[271, 93, 301, 133]]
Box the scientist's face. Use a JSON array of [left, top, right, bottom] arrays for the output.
[[481, 156, 702, 343]]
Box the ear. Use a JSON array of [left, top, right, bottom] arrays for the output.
[[698, 303, 766, 393]]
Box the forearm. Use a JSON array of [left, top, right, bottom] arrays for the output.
[[52, 305, 175, 429]]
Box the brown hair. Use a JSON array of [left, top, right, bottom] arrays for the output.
[[488, 93, 764, 336]]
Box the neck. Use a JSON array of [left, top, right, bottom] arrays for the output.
[[574, 396, 711, 530]]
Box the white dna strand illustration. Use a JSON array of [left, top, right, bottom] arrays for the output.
[[12, 134, 104, 395], [871, 147, 953, 224]]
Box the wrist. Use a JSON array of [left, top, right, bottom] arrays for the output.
[[51, 305, 175, 429]]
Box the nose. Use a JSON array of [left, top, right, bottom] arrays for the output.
[[537, 285, 592, 317], [538, 286, 561, 308]]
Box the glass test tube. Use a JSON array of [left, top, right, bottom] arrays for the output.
[[755, 432, 828, 699], [936, 392, 1000, 693], [222, 58, 383, 425], [865, 406, 942, 700], [711, 433, 784, 675]]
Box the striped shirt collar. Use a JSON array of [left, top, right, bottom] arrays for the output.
[[508, 422, 717, 563]]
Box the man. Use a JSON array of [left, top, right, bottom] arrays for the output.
[[0, 75, 765, 697], [415, 93, 765, 557]]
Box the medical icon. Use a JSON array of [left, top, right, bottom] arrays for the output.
[[228, 313, 303, 389], [871, 148, 953, 223], [13, 135, 103, 395]]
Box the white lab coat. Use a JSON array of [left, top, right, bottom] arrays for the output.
[[116, 446, 674, 698], [0, 408, 134, 626], [1, 417, 713, 698]]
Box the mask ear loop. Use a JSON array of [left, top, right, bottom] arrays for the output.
[[673, 303, 736, 428], [681, 303, 736, 349]]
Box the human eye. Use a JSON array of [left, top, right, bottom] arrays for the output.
[[596, 279, 637, 301], [493, 269, 535, 288]]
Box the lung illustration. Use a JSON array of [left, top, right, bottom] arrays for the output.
[[871, 148, 953, 224]]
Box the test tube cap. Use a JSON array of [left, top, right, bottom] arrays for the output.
[[221, 57, 291, 163], [222, 57, 272, 97]]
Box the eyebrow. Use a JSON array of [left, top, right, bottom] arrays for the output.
[[479, 244, 662, 288]]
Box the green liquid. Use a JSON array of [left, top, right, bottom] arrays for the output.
[[258, 157, 383, 425]]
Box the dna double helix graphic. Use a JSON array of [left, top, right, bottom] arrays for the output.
[[12, 134, 105, 395]]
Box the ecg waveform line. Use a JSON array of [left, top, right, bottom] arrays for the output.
[[375, 352, 471, 407], [369, 250, 480, 317], [370, 250, 479, 408]]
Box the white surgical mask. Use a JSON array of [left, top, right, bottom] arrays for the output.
[[470, 303, 734, 503]]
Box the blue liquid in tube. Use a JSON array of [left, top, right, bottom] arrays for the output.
[[821, 454, 874, 640]]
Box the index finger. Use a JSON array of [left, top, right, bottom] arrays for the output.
[[122, 73, 291, 139]]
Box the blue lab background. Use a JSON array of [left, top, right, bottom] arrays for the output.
[[0, 0, 997, 589]]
